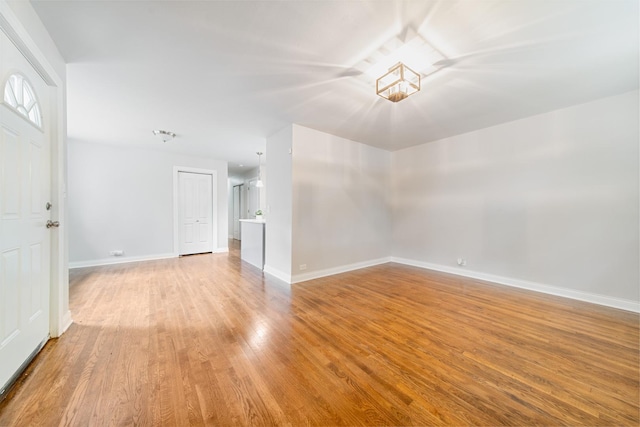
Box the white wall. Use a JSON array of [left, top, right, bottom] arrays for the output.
[[291, 125, 391, 282], [68, 141, 228, 266], [391, 91, 639, 306], [264, 125, 293, 282]]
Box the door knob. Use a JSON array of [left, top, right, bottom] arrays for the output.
[[46, 220, 60, 228]]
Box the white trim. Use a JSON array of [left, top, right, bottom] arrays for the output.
[[213, 247, 229, 254], [69, 253, 176, 269], [264, 265, 292, 284], [291, 257, 392, 284], [49, 80, 67, 337], [0, 6, 56, 86], [0, 2, 69, 337], [55, 310, 72, 337], [391, 257, 640, 313], [173, 166, 218, 257]]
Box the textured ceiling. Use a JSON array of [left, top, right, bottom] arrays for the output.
[[31, 0, 639, 174]]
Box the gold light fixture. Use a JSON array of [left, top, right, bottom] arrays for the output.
[[376, 62, 421, 102]]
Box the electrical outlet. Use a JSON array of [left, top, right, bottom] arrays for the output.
[[457, 257, 466, 266], [110, 250, 124, 256], [299, 264, 307, 271]]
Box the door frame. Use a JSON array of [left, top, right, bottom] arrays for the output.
[[0, 2, 71, 338], [172, 166, 218, 256]]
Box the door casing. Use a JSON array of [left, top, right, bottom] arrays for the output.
[[172, 166, 218, 256]]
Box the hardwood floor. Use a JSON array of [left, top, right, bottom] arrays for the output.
[[0, 241, 638, 426]]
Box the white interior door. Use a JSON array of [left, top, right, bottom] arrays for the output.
[[0, 30, 52, 391], [178, 172, 213, 255], [232, 184, 242, 240]]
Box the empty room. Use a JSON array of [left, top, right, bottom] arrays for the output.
[[0, 0, 638, 425]]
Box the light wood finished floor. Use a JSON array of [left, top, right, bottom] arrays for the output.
[[1, 241, 638, 426]]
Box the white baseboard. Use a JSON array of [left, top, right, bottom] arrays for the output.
[[59, 310, 73, 335], [50, 309, 73, 338], [70, 248, 229, 269], [263, 265, 291, 284], [292, 257, 392, 284], [69, 253, 177, 269], [391, 257, 640, 313]]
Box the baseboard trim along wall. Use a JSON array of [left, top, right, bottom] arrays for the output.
[[291, 257, 392, 284], [390, 257, 640, 313], [264, 265, 292, 284], [69, 253, 177, 269], [68, 251, 638, 313], [69, 248, 230, 269], [59, 310, 73, 336]]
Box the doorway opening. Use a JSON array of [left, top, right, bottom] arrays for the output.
[[232, 184, 243, 240]]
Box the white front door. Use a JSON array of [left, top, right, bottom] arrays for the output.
[[0, 30, 52, 391], [178, 172, 213, 255]]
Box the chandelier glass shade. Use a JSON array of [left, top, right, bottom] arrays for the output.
[[376, 62, 421, 102], [152, 129, 176, 142], [256, 152, 264, 188]]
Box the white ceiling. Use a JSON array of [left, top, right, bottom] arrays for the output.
[[31, 0, 639, 174]]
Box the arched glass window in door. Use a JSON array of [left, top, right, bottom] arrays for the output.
[[3, 73, 42, 128]]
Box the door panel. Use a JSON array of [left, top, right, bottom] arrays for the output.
[[178, 172, 213, 255], [184, 223, 194, 244], [29, 139, 43, 215], [1, 127, 20, 219], [1, 249, 20, 344], [28, 243, 43, 319], [0, 29, 51, 391]]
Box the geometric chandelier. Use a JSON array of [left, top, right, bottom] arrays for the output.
[[376, 62, 421, 103]]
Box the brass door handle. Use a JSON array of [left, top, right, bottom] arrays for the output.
[[46, 220, 60, 228]]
